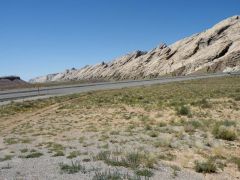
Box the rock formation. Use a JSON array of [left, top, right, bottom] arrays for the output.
[[30, 15, 240, 83]]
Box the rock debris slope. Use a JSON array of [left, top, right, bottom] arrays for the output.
[[30, 15, 240, 83]]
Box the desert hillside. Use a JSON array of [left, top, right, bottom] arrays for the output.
[[30, 15, 240, 83]]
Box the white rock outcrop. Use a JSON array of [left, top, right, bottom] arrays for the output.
[[30, 16, 240, 83]]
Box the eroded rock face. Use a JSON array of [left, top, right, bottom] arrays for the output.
[[30, 15, 240, 83]]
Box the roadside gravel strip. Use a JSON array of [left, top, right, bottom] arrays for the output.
[[0, 72, 239, 105]]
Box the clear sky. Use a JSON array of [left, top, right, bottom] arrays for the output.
[[0, 0, 239, 80]]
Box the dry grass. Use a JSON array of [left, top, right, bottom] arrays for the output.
[[0, 76, 239, 179]]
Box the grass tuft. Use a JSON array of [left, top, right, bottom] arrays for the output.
[[21, 152, 43, 158], [67, 151, 81, 159], [52, 151, 65, 157], [94, 151, 156, 169], [92, 170, 140, 180], [135, 169, 154, 177], [59, 161, 87, 174], [0, 155, 13, 162], [230, 157, 240, 171]]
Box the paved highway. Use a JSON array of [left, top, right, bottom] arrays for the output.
[[0, 72, 239, 103]]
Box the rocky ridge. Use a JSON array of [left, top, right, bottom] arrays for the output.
[[30, 15, 240, 83]]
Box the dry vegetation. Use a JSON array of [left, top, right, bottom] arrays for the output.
[[0, 76, 239, 179]]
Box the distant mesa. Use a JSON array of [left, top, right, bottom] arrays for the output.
[[0, 76, 29, 90], [0, 76, 21, 81]]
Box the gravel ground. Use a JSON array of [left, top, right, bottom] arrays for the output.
[[0, 157, 206, 180]]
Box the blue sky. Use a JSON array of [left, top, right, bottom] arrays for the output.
[[0, 0, 239, 80]]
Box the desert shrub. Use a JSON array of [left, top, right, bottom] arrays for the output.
[[148, 131, 158, 137], [184, 120, 203, 133], [0, 155, 13, 162], [20, 148, 28, 153], [158, 152, 176, 161], [213, 126, 237, 141], [195, 160, 217, 173], [234, 96, 240, 101], [144, 124, 152, 131], [212, 123, 237, 141], [158, 122, 167, 127], [216, 120, 236, 127], [191, 98, 212, 108], [184, 124, 196, 133], [230, 157, 240, 171], [177, 105, 191, 116]]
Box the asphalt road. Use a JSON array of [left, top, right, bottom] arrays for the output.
[[0, 72, 239, 104]]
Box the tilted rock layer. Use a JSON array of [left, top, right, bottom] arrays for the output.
[[31, 16, 240, 83]]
